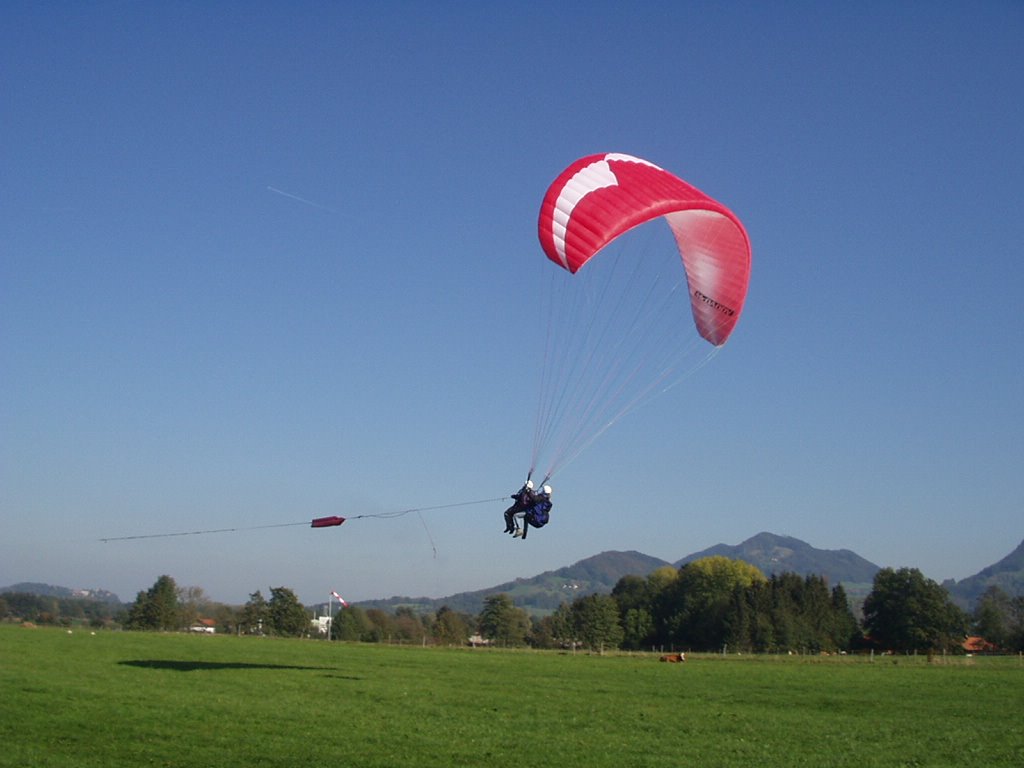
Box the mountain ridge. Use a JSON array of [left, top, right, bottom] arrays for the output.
[[358, 532, 1024, 616], [357, 533, 884, 616], [675, 531, 880, 584], [7, 533, 1022, 615], [944, 537, 1024, 608]]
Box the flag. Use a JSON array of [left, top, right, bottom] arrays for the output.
[[331, 591, 348, 607]]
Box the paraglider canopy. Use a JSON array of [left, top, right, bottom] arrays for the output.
[[529, 152, 752, 481], [538, 152, 751, 346]]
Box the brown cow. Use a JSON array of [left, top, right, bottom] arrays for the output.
[[659, 652, 685, 663]]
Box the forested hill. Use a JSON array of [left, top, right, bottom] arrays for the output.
[[356, 537, 888, 616], [9, 534, 1023, 617], [675, 532, 880, 584], [357, 550, 671, 616], [0, 582, 122, 605], [945, 537, 1024, 608]]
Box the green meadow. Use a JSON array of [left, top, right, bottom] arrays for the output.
[[2, 624, 1021, 767]]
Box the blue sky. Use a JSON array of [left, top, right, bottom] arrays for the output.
[[2, 2, 1021, 606]]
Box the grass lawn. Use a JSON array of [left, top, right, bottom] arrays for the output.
[[1, 624, 1022, 767]]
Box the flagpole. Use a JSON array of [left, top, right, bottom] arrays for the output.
[[329, 591, 346, 641]]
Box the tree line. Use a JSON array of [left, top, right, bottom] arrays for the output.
[[0, 592, 120, 628], [5, 557, 1024, 653]]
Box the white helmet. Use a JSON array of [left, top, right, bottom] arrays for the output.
[[542, 484, 552, 495], [525, 480, 534, 490]]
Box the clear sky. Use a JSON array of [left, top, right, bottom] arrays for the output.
[[2, 2, 1022, 606]]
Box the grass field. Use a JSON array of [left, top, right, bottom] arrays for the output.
[[2, 624, 1022, 767]]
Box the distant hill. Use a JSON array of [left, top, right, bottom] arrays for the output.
[[0, 582, 122, 605], [14, 534, 1022, 617], [356, 536, 886, 617], [356, 550, 671, 616], [945, 538, 1024, 608], [675, 532, 881, 585]]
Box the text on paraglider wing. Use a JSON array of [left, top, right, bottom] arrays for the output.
[[693, 290, 736, 317]]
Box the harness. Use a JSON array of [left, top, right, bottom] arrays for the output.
[[525, 499, 552, 528]]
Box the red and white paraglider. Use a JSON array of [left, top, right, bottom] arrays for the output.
[[529, 153, 752, 483], [101, 152, 752, 547], [538, 152, 751, 344]]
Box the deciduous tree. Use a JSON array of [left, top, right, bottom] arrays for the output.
[[240, 591, 268, 635], [862, 567, 966, 652], [126, 575, 180, 631], [973, 585, 1011, 648], [570, 594, 624, 653], [478, 594, 530, 647], [267, 586, 309, 637], [433, 606, 470, 646], [659, 556, 765, 650], [613, 574, 655, 650], [177, 585, 208, 630], [332, 605, 371, 641]]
